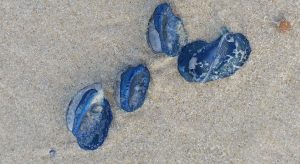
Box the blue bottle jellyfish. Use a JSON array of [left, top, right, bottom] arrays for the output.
[[147, 3, 187, 57], [178, 27, 251, 83], [116, 64, 150, 112], [66, 83, 112, 150]]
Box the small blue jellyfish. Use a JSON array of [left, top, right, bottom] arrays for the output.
[[147, 3, 187, 57], [117, 64, 150, 112], [66, 83, 112, 150], [178, 27, 251, 83]]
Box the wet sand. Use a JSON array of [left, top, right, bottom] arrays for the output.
[[0, 0, 299, 163]]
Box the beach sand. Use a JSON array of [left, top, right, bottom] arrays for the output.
[[0, 0, 299, 163]]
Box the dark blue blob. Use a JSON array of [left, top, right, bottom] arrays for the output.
[[147, 3, 187, 57], [118, 64, 150, 112], [49, 148, 56, 158], [178, 29, 251, 83], [66, 84, 112, 150]]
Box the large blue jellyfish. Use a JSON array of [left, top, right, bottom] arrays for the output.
[[178, 27, 251, 83]]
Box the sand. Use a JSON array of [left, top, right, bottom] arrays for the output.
[[0, 0, 299, 163]]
